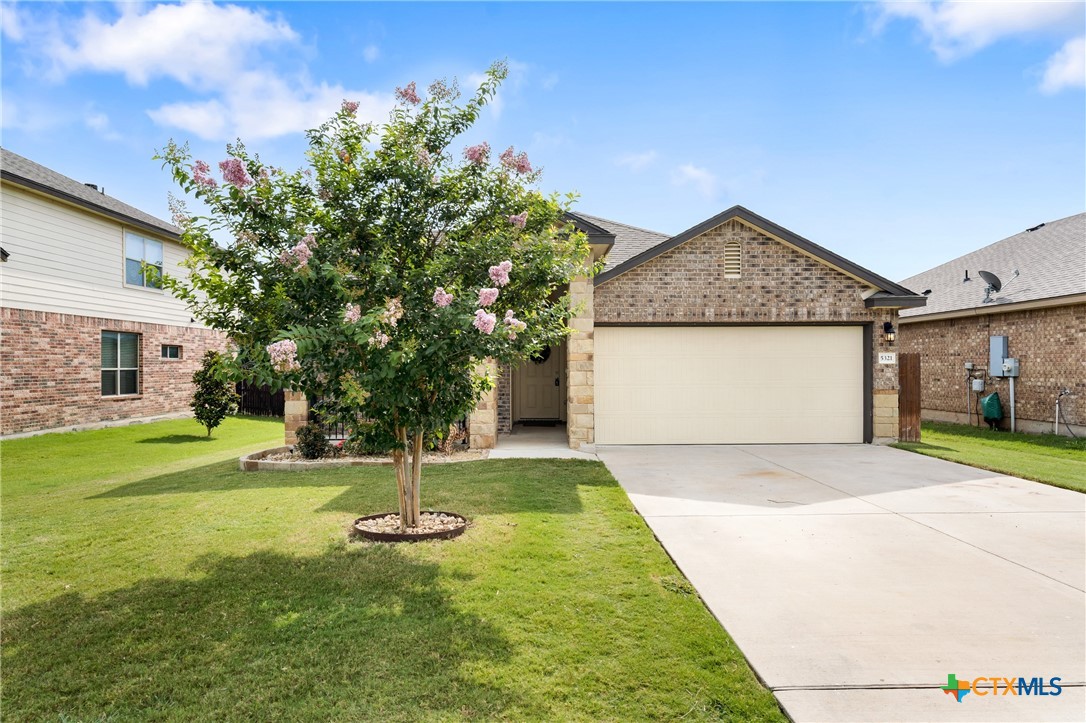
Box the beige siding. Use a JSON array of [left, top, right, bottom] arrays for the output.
[[595, 326, 864, 444], [0, 184, 194, 325]]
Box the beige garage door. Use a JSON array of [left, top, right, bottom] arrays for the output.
[[595, 326, 864, 444]]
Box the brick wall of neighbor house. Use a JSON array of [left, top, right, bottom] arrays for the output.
[[594, 218, 902, 439], [0, 307, 224, 435], [898, 303, 1086, 431]]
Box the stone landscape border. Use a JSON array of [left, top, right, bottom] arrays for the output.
[[239, 446, 488, 471]]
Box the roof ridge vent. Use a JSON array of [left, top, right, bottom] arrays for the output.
[[1026, 222, 1045, 232]]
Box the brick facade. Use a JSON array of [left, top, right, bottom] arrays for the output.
[[898, 303, 1086, 432], [594, 219, 902, 440], [1, 307, 224, 435]]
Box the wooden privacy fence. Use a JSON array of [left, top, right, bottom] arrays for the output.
[[898, 353, 921, 442]]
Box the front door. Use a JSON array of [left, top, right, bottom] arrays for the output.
[[514, 342, 564, 420]]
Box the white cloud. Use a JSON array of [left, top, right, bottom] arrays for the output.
[[363, 44, 380, 63], [0, 2, 25, 41], [671, 164, 717, 198], [874, 1, 1085, 93], [875, 1, 1083, 61], [1041, 36, 1086, 93], [5, 2, 395, 140], [615, 150, 658, 172], [83, 109, 123, 141]]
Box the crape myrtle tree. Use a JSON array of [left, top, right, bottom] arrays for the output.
[[157, 62, 590, 530]]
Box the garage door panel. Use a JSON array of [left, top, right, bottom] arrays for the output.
[[595, 326, 864, 444]]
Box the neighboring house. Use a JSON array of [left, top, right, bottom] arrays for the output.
[[898, 213, 1086, 436], [465, 205, 927, 449], [0, 148, 223, 436]]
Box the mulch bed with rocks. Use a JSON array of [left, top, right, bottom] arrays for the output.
[[350, 511, 469, 542]]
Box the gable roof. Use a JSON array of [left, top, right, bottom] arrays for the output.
[[592, 205, 921, 298], [899, 212, 1086, 319], [0, 147, 179, 240], [567, 212, 671, 272]]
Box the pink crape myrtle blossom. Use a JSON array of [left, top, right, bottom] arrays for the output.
[[463, 142, 490, 166], [489, 260, 513, 286], [416, 148, 432, 167], [219, 158, 253, 188], [369, 331, 391, 349], [382, 297, 404, 326], [279, 235, 314, 269], [508, 212, 527, 228], [477, 287, 499, 307], [395, 81, 421, 105], [503, 309, 527, 339], [433, 287, 454, 307], [342, 100, 360, 114], [267, 339, 300, 372], [499, 146, 532, 174], [338, 149, 351, 163], [192, 160, 216, 188], [473, 309, 497, 335], [344, 303, 362, 324]]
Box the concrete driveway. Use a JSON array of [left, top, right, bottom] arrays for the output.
[[597, 444, 1086, 722]]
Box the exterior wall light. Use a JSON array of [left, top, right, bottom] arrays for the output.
[[883, 321, 896, 344]]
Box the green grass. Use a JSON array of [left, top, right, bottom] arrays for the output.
[[1, 417, 783, 721], [893, 421, 1086, 493]]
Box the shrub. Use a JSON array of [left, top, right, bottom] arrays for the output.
[[191, 350, 239, 437], [295, 423, 330, 459]]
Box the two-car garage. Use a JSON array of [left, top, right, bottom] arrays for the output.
[[594, 326, 866, 445]]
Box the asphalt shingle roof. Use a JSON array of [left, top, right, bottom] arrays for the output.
[[569, 212, 671, 272], [1, 147, 179, 238], [900, 212, 1086, 318]]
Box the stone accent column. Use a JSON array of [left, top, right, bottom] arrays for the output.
[[873, 390, 900, 442], [566, 269, 595, 450], [872, 309, 900, 443], [468, 359, 498, 449], [284, 390, 308, 446]]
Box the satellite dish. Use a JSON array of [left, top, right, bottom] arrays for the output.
[[978, 270, 1002, 292]]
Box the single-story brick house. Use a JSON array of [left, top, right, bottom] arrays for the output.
[[897, 212, 1085, 436], [0, 148, 223, 436], [466, 205, 928, 450]]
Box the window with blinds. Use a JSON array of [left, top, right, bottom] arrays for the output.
[[102, 331, 140, 396], [723, 241, 741, 278], [125, 232, 164, 288]]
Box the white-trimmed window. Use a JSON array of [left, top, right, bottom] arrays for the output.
[[161, 344, 182, 359], [723, 241, 741, 278], [125, 232, 164, 288], [102, 331, 140, 396]]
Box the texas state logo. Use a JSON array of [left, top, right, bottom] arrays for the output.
[[941, 674, 1063, 702]]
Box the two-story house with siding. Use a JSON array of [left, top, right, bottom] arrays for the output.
[[1, 148, 224, 436]]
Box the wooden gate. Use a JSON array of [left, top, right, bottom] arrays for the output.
[[898, 353, 921, 442]]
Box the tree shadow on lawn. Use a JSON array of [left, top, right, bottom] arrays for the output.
[[90, 458, 615, 517], [136, 434, 216, 444], [1, 546, 523, 721]]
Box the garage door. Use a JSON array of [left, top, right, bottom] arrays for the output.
[[594, 326, 864, 444]]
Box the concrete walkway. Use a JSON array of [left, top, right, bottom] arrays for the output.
[[597, 444, 1086, 722], [488, 424, 598, 460]]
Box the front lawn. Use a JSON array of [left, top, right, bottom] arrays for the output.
[[1, 417, 783, 721], [893, 421, 1086, 493]]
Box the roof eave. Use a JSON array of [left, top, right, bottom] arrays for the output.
[[864, 294, 928, 309], [1, 170, 180, 242], [565, 211, 615, 247]]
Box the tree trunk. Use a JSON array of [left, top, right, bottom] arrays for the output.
[[411, 431, 424, 524], [404, 427, 419, 529], [393, 426, 410, 531]]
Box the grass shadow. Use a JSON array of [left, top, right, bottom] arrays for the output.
[[91, 458, 616, 516], [1, 546, 521, 721], [136, 434, 216, 444]]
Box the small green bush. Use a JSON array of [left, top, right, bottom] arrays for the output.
[[191, 350, 239, 437], [295, 423, 330, 460]]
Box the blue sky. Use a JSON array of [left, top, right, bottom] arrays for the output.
[[2, 1, 1083, 281]]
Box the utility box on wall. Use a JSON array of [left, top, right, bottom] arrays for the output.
[[989, 336, 1009, 377]]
